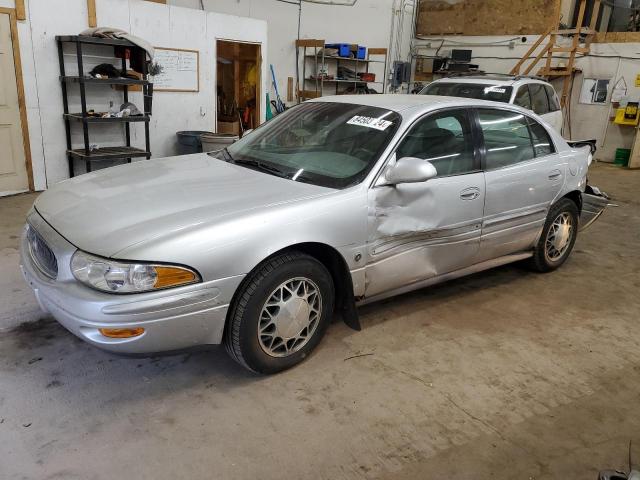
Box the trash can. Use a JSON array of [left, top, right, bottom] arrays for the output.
[[200, 132, 239, 152], [176, 131, 213, 155]]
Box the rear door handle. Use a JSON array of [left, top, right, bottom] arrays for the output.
[[548, 170, 562, 180], [460, 187, 481, 200]]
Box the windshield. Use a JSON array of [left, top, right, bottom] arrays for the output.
[[220, 102, 402, 189], [421, 82, 513, 103]]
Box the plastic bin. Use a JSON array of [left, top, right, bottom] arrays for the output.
[[325, 43, 351, 58], [176, 131, 213, 155], [200, 132, 239, 152], [356, 46, 366, 59], [614, 148, 631, 166]]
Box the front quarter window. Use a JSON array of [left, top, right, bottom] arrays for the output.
[[221, 102, 401, 189]]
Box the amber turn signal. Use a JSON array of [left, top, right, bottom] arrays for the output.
[[99, 327, 145, 338], [153, 266, 197, 289]]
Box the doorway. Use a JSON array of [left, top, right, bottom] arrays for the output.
[[216, 40, 261, 137], [0, 9, 30, 195]]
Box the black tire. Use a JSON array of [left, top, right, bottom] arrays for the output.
[[224, 251, 334, 374], [529, 198, 579, 272]]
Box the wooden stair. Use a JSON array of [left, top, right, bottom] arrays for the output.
[[509, 0, 601, 107]]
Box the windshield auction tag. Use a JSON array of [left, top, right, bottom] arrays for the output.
[[485, 86, 506, 94], [347, 115, 393, 131]]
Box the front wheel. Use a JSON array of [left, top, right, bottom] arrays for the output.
[[529, 198, 579, 272], [224, 251, 334, 374]]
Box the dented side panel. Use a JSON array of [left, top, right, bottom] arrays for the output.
[[365, 173, 485, 298]]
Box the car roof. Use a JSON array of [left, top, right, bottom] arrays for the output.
[[311, 94, 528, 114], [429, 75, 550, 87], [311, 94, 460, 112]]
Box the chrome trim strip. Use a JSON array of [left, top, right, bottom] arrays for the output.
[[357, 252, 533, 306]]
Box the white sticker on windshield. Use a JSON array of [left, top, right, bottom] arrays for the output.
[[485, 86, 506, 94], [347, 115, 393, 131]]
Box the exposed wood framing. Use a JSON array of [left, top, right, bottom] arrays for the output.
[[87, 0, 97, 27], [0, 7, 34, 190], [416, 0, 559, 36], [15, 0, 25, 21], [510, 0, 600, 108]]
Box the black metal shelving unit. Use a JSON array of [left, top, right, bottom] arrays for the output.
[[56, 35, 152, 177]]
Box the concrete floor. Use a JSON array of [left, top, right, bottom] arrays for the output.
[[1, 164, 639, 480]]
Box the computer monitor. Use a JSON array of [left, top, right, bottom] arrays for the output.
[[451, 49, 472, 63]]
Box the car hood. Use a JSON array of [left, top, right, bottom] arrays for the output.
[[34, 154, 334, 258]]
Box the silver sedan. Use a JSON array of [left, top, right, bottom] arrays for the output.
[[20, 95, 608, 373]]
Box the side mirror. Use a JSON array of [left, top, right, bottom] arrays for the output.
[[384, 157, 437, 186]]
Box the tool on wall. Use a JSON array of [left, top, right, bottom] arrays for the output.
[[270, 64, 286, 114]]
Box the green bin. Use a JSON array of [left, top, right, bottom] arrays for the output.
[[615, 148, 630, 167]]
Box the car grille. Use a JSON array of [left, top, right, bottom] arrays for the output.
[[26, 224, 58, 279]]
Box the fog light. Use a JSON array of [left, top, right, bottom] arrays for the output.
[[99, 327, 145, 338]]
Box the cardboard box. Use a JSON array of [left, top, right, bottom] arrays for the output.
[[217, 120, 240, 135]]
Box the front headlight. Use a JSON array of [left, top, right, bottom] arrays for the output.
[[71, 251, 200, 294]]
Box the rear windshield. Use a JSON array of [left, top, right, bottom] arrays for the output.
[[421, 82, 513, 103]]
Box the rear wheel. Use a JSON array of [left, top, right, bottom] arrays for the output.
[[529, 198, 579, 272], [224, 251, 334, 374]]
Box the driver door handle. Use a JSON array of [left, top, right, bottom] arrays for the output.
[[460, 187, 481, 200]]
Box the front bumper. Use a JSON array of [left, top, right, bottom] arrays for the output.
[[20, 211, 244, 354]]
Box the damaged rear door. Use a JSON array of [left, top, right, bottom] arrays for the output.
[[365, 108, 485, 298]]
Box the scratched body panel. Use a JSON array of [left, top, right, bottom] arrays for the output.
[[365, 173, 485, 298]]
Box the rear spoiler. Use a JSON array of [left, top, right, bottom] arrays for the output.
[[567, 139, 597, 154]]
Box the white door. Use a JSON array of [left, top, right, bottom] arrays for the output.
[[0, 12, 29, 195]]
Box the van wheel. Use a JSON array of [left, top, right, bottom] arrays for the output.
[[529, 198, 579, 272], [225, 251, 334, 374]]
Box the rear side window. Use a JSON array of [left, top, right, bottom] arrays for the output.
[[545, 85, 561, 111], [530, 84, 550, 115], [478, 109, 535, 170], [527, 118, 555, 157], [514, 86, 532, 110]]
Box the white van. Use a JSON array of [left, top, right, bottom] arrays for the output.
[[420, 74, 563, 133]]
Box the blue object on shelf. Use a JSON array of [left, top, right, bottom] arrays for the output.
[[325, 43, 352, 58], [357, 46, 366, 59]]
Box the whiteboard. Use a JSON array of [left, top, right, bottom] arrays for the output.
[[153, 48, 199, 92]]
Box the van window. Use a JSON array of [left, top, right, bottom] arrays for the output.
[[530, 84, 550, 115], [514, 86, 532, 110], [421, 82, 513, 103], [545, 85, 561, 112]]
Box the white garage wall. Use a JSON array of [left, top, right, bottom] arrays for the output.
[[170, 0, 415, 99], [413, 36, 640, 162], [0, 0, 267, 189]]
